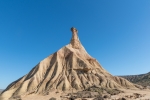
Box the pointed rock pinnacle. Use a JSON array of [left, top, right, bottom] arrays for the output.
[[0, 27, 138, 100], [70, 27, 80, 49]]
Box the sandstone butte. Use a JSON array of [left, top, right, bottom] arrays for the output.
[[0, 27, 138, 100]]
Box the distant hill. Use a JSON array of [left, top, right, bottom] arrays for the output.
[[120, 72, 150, 87]]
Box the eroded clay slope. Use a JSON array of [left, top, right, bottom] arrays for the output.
[[0, 27, 136, 100]]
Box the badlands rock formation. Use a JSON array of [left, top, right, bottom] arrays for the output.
[[0, 27, 137, 100]]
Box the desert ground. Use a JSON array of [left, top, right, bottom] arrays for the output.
[[16, 88, 150, 100]]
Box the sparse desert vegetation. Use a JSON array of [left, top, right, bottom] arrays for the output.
[[121, 72, 150, 87]]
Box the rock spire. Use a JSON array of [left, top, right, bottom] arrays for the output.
[[0, 27, 138, 100], [70, 27, 80, 49]]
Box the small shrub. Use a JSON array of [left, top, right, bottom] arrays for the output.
[[105, 88, 120, 95], [93, 95, 104, 100], [49, 97, 56, 100], [70, 97, 75, 100], [103, 95, 110, 98]]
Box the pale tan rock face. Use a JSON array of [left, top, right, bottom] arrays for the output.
[[70, 27, 80, 49], [0, 27, 137, 100]]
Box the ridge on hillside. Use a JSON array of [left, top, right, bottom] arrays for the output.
[[0, 27, 137, 100], [120, 72, 150, 87], [0, 89, 3, 94]]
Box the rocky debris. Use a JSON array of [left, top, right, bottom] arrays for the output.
[[68, 91, 99, 99], [122, 93, 145, 99], [84, 86, 123, 96], [84, 86, 104, 95], [146, 86, 150, 89], [61, 90, 103, 100], [93, 95, 104, 100], [133, 93, 143, 98]]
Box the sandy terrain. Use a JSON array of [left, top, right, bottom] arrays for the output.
[[111, 89, 150, 100], [19, 89, 150, 100], [21, 91, 63, 100]]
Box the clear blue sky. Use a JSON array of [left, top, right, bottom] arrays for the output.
[[0, 0, 150, 89]]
